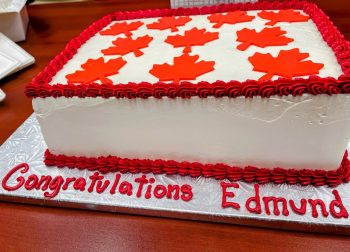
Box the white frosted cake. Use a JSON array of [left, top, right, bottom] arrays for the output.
[[26, 1, 350, 186]]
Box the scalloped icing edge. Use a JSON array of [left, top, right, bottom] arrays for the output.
[[44, 150, 350, 187]]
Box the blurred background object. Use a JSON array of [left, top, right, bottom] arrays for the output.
[[0, 1, 35, 103], [0, 89, 5, 102], [0, 32, 35, 102], [29, 0, 257, 7], [0, 0, 29, 42], [31, 0, 86, 4], [0, 32, 34, 75], [171, 0, 258, 8]]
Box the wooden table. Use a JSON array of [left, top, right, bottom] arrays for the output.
[[0, 0, 349, 250]]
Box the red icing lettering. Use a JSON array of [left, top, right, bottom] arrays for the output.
[[96, 180, 110, 194], [245, 184, 262, 214], [35, 175, 52, 190], [118, 181, 133, 196], [154, 185, 167, 199], [330, 190, 349, 218], [263, 196, 289, 216], [180, 184, 193, 202], [1, 164, 192, 203], [110, 174, 121, 194], [135, 175, 148, 198], [2, 163, 29, 191], [308, 199, 329, 218], [45, 176, 64, 198], [24, 174, 38, 190], [167, 184, 180, 200], [289, 199, 307, 215], [73, 178, 86, 191], [62, 177, 76, 190], [145, 178, 155, 199], [88, 172, 104, 193], [220, 181, 240, 209]]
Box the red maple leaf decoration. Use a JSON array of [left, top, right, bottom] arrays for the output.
[[248, 48, 324, 81], [258, 10, 310, 26], [66, 57, 126, 84], [99, 21, 143, 37], [236, 27, 294, 51], [101, 35, 153, 57], [149, 53, 215, 83], [146, 16, 192, 32], [207, 11, 255, 28], [165, 28, 219, 53]]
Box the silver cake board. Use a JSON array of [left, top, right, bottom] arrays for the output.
[[1, 115, 350, 234]]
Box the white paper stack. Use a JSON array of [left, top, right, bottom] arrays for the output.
[[171, 0, 257, 8], [0, 0, 29, 42], [0, 89, 5, 102], [0, 32, 35, 102]]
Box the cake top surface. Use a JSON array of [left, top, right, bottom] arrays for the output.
[[26, 1, 350, 99], [49, 10, 341, 85]]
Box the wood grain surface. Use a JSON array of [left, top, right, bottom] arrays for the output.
[[0, 0, 349, 251]]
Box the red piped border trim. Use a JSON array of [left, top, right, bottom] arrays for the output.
[[44, 149, 350, 187], [25, 0, 350, 99]]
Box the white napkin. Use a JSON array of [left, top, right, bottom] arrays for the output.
[[0, 32, 34, 76], [0, 88, 5, 102], [0, 0, 26, 13], [0, 32, 35, 102], [0, 51, 20, 80]]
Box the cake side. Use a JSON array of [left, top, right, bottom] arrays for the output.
[[33, 94, 350, 171]]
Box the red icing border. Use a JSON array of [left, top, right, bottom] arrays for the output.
[[44, 150, 350, 187], [25, 0, 350, 99]]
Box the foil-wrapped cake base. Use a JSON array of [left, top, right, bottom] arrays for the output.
[[0, 115, 349, 234]]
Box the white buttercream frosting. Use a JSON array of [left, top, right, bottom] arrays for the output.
[[33, 94, 350, 170]]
